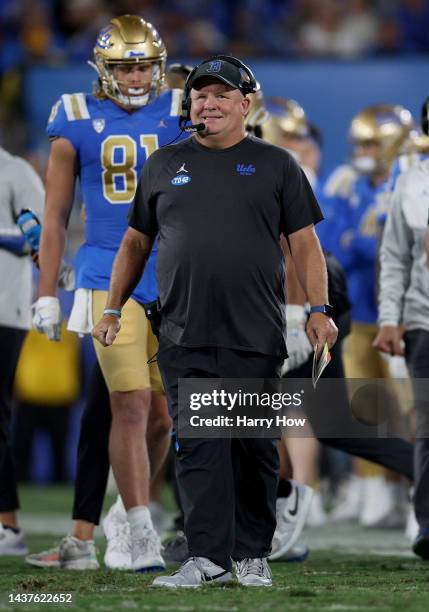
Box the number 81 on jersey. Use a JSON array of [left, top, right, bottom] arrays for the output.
[[101, 134, 158, 204]]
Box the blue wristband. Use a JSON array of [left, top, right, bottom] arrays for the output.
[[309, 304, 334, 317], [103, 308, 122, 318]]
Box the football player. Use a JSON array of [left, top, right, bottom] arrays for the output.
[[321, 105, 413, 527], [332, 104, 412, 379], [262, 97, 320, 190], [31, 15, 185, 571]]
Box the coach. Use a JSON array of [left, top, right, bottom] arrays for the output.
[[93, 55, 337, 587]]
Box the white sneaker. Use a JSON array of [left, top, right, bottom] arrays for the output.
[[269, 481, 313, 561], [0, 524, 28, 556], [359, 478, 405, 528], [306, 491, 328, 527], [283, 539, 310, 562], [103, 497, 132, 570], [152, 556, 231, 588], [368, 481, 407, 529], [132, 525, 165, 572], [235, 558, 272, 587], [329, 475, 363, 523], [271, 536, 310, 563]]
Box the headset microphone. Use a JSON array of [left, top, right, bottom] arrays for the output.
[[183, 122, 205, 133], [164, 121, 206, 146]]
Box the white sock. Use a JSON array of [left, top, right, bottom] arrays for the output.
[[127, 506, 153, 536]]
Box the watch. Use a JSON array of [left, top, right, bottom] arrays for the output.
[[309, 304, 334, 317]]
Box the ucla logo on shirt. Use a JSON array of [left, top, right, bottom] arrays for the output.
[[92, 118, 105, 133], [171, 175, 192, 186], [236, 163, 256, 176]]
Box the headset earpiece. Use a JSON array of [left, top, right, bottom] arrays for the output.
[[180, 65, 199, 125], [181, 95, 192, 123]]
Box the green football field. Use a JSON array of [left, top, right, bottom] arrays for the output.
[[1, 486, 429, 611]]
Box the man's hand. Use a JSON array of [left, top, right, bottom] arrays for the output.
[[281, 305, 313, 375], [306, 312, 338, 356], [32, 296, 62, 341], [92, 315, 121, 347], [373, 325, 404, 356]]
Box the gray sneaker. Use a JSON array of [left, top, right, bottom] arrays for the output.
[[152, 556, 232, 588], [25, 545, 61, 568], [59, 536, 99, 570], [235, 558, 272, 587], [26, 536, 99, 570]]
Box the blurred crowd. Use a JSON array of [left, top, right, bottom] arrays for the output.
[[1, 0, 429, 74], [2, 0, 429, 160]]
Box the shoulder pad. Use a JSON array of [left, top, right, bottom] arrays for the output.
[[61, 93, 91, 121], [323, 164, 357, 199], [169, 89, 183, 117], [301, 165, 317, 190]]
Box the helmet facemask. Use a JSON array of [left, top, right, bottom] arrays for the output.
[[94, 57, 164, 108], [349, 105, 413, 177], [351, 141, 382, 175]]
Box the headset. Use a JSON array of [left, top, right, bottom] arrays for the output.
[[179, 55, 258, 131]]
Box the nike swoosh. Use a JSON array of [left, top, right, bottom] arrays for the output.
[[288, 489, 299, 517], [203, 569, 229, 581]]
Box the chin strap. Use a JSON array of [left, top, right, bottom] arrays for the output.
[[87, 60, 98, 74]]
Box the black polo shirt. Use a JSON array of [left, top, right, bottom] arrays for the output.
[[128, 135, 323, 358]]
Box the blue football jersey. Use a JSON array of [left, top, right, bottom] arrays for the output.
[[46, 89, 186, 303], [336, 175, 390, 324]]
